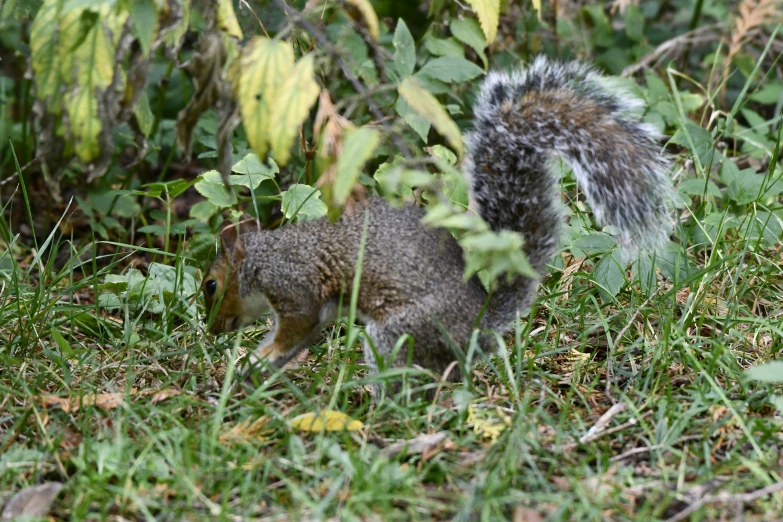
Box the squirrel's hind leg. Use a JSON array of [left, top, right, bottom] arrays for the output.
[[363, 313, 463, 401]]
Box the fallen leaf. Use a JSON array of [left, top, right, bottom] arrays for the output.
[[513, 506, 544, 522], [149, 388, 181, 405], [220, 416, 269, 446], [290, 410, 363, 432], [38, 389, 138, 413], [382, 432, 449, 458], [1, 482, 63, 520]]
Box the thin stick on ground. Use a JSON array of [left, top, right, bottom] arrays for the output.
[[665, 480, 783, 522]]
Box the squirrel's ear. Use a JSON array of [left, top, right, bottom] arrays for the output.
[[219, 220, 245, 257]]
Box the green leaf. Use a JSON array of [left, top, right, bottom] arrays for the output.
[[417, 56, 484, 83], [395, 97, 430, 142], [773, 396, 783, 415], [750, 82, 783, 104], [624, 5, 644, 42], [398, 77, 463, 157], [129, 0, 157, 55], [678, 178, 722, 198], [281, 184, 328, 221], [238, 38, 295, 160], [593, 253, 626, 297], [745, 362, 783, 383], [268, 55, 321, 166], [460, 230, 537, 281], [463, 0, 500, 43], [51, 328, 75, 358], [133, 89, 154, 137], [393, 19, 416, 77], [423, 36, 464, 58], [573, 232, 616, 253], [334, 127, 380, 206], [194, 171, 237, 207], [450, 18, 487, 68], [229, 153, 278, 189], [190, 200, 219, 221], [671, 122, 716, 167]]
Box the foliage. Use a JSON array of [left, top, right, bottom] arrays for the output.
[[1, 0, 783, 519]]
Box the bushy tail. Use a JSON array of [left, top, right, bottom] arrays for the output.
[[464, 57, 673, 332]]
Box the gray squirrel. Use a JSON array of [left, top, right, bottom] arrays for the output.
[[202, 57, 673, 393]]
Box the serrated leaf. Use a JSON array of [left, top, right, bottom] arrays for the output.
[[417, 56, 484, 83], [745, 362, 783, 383], [216, 0, 242, 39], [393, 19, 416, 77], [281, 184, 328, 221], [464, 0, 500, 43], [238, 38, 295, 159], [333, 127, 380, 206], [450, 18, 487, 68], [344, 0, 379, 41], [268, 55, 320, 166], [399, 77, 463, 157], [290, 410, 364, 431]]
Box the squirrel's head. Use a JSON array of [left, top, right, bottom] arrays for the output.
[[203, 219, 251, 334]]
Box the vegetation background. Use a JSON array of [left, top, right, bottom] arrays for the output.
[[1, 0, 783, 519]]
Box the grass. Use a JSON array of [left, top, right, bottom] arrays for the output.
[[1, 174, 783, 521]]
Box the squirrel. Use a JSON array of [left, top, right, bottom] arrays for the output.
[[202, 57, 673, 394]]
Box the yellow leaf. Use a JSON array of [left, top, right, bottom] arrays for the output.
[[398, 77, 463, 157], [29, 0, 62, 106], [220, 416, 269, 446], [531, 0, 542, 20], [464, 0, 500, 44], [238, 38, 295, 159], [268, 55, 321, 166], [290, 410, 364, 432], [216, 0, 243, 39], [344, 0, 380, 41], [66, 89, 102, 162], [467, 404, 509, 443]]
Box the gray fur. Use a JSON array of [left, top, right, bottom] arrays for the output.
[[229, 57, 673, 390]]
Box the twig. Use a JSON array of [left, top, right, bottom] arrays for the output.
[[622, 23, 725, 77], [558, 410, 653, 452], [579, 402, 626, 443], [335, 0, 392, 83], [269, 0, 412, 159], [609, 434, 703, 462], [665, 480, 783, 522]]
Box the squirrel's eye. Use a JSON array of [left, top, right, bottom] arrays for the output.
[[205, 279, 218, 296]]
